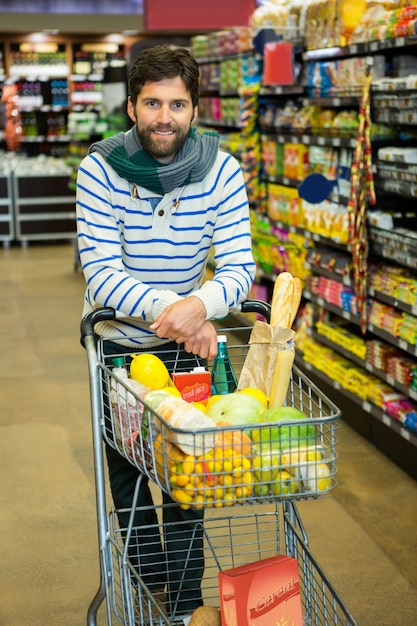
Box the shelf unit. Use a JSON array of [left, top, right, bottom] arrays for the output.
[[294, 35, 417, 479], [0, 173, 13, 246], [0, 34, 134, 157], [12, 172, 76, 245]]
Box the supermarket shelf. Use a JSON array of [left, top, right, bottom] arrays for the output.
[[368, 287, 417, 316], [304, 289, 417, 357], [367, 323, 417, 359], [296, 353, 417, 447], [303, 34, 417, 61], [197, 117, 242, 129], [0, 174, 14, 245], [305, 262, 353, 287], [370, 241, 417, 270], [196, 50, 257, 64], [260, 130, 357, 149], [311, 330, 417, 403], [303, 96, 361, 107], [262, 214, 350, 251], [259, 85, 304, 96], [303, 288, 361, 325]]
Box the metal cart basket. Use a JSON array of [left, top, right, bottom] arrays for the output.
[[81, 301, 357, 626]]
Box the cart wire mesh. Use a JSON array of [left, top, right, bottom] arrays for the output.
[[107, 500, 357, 626], [97, 324, 341, 508]]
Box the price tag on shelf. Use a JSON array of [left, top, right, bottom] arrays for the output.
[[400, 427, 411, 442], [334, 381, 341, 390], [395, 252, 410, 265], [317, 297, 325, 306], [342, 310, 350, 320], [362, 401, 371, 413], [386, 374, 395, 386], [382, 413, 391, 427], [399, 339, 408, 351]]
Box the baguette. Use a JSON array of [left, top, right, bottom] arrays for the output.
[[268, 346, 295, 408], [289, 276, 303, 328], [271, 272, 294, 328], [269, 273, 302, 408]]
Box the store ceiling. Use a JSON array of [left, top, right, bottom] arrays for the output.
[[0, 0, 144, 34]]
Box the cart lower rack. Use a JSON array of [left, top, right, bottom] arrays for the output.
[[107, 498, 357, 626]]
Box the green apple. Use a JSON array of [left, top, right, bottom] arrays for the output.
[[253, 406, 316, 450], [253, 483, 270, 498], [252, 451, 280, 483], [271, 470, 298, 496]]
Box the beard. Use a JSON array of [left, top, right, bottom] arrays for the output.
[[136, 124, 190, 162]]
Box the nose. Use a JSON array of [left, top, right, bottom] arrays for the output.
[[155, 104, 171, 124]]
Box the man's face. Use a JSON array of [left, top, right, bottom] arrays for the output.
[[127, 76, 198, 164]]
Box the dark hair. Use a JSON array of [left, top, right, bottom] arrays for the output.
[[128, 45, 200, 108]]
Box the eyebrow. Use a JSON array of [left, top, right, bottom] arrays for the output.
[[141, 97, 190, 105]]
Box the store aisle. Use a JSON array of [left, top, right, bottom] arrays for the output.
[[1, 243, 417, 626]]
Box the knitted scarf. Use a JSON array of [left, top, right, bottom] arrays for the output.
[[89, 125, 220, 195]]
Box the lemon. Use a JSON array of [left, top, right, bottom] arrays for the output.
[[161, 386, 182, 397], [238, 387, 269, 407], [191, 401, 207, 413], [205, 394, 222, 411], [305, 463, 332, 492], [130, 353, 170, 389]]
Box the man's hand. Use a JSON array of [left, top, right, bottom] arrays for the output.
[[150, 296, 211, 345], [183, 320, 218, 360], [150, 297, 218, 360]]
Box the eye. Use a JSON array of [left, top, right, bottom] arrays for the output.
[[173, 102, 185, 110]]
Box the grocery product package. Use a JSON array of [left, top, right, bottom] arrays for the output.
[[237, 320, 295, 400], [219, 554, 303, 626]]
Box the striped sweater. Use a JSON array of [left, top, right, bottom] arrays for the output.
[[76, 149, 256, 347]]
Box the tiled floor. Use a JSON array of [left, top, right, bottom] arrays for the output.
[[1, 242, 417, 625]]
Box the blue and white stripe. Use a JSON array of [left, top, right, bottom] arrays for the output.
[[76, 150, 256, 347]]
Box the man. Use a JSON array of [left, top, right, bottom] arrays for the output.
[[76, 44, 255, 621]]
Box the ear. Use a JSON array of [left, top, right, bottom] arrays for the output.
[[191, 105, 198, 124], [127, 96, 136, 123]]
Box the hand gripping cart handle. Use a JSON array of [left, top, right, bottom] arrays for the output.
[[80, 300, 357, 626]]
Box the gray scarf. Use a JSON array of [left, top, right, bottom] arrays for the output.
[[89, 125, 220, 195]]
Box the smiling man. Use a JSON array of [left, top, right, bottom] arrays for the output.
[[76, 45, 255, 622]]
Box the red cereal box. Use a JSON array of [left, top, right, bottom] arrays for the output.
[[219, 555, 303, 626]]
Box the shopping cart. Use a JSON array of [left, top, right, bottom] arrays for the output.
[[81, 300, 357, 626]]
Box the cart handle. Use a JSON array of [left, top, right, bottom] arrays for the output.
[[241, 299, 271, 322], [80, 299, 271, 346]]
